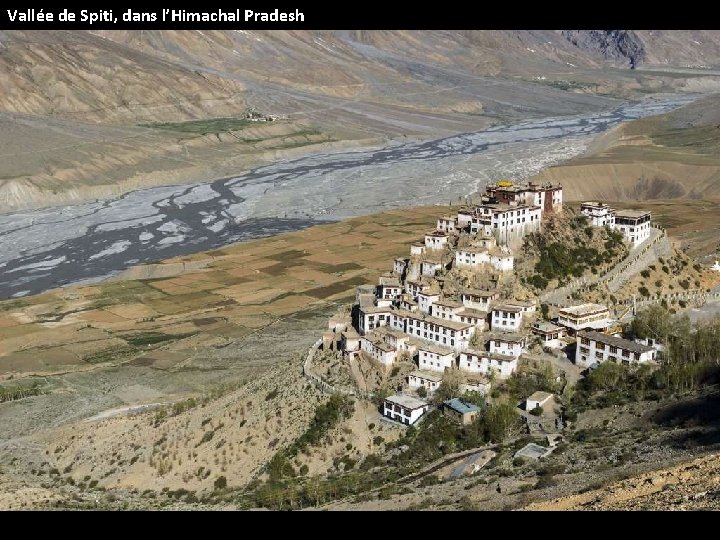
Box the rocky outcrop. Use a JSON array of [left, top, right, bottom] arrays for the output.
[[562, 30, 646, 69]]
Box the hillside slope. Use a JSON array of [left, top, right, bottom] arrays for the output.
[[532, 93, 720, 202]]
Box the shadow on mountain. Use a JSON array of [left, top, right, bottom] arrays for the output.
[[653, 388, 720, 449]]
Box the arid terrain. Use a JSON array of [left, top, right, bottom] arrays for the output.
[[5, 30, 720, 212]]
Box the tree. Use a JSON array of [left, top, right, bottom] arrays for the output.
[[214, 476, 227, 490], [483, 400, 520, 442], [631, 305, 673, 343], [432, 369, 462, 404], [540, 303, 550, 320], [416, 386, 428, 398]]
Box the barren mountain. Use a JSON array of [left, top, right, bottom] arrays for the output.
[[4, 30, 720, 211], [531, 93, 720, 202]]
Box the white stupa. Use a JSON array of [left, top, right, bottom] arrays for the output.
[[712, 260, 720, 272]]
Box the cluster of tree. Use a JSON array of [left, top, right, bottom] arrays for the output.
[[524, 216, 626, 289], [499, 363, 562, 403], [393, 401, 520, 465], [570, 306, 720, 413], [0, 382, 43, 403], [265, 393, 355, 482]]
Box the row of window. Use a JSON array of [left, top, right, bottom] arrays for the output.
[[580, 340, 641, 360]]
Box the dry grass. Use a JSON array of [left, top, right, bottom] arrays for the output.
[[0, 205, 448, 379]]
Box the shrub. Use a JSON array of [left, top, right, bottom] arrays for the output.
[[535, 475, 558, 489], [419, 475, 440, 487], [417, 386, 427, 398], [529, 406, 543, 416], [640, 269, 651, 278], [265, 389, 279, 401], [214, 476, 227, 490], [638, 286, 650, 297], [513, 457, 526, 467]]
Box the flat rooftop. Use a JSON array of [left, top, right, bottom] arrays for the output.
[[406, 313, 475, 331], [378, 276, 401, 287], [487, 332, 527, 343], [458, 308, 488, 319], [514, 443, 552, 460], [416, 341, 457, 356], [409, 370, 444, 383], [559, 303, 609, 317], [435, 298, 463, 308], [532, 321, 564, 333], [528, 391, 554, 403], [444, 398, 482, 414], [615, 209, 651, 219], [385, 394, 428, 410], [494, 304, 524, 313], [461, 288, 497, 298], [462, 349, 517, 363], [578, 330, 655, 354]]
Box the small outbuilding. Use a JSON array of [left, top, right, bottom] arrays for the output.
[[526, 391, 554, 411], [443, 398, 482, 425]]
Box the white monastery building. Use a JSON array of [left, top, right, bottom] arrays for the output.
[[614, 210, 652, 247], [576, 331, 657, 368], [580, 202, 616, 227]]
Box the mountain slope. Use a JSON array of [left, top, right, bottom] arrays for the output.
[[531, 93, 720, 202]]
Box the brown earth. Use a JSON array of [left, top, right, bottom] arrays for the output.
[[7, 30, 720, 211], [532, 94, 720, 204]]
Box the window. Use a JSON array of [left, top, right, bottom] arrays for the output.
[[622, 349, 630, 358], [581, 337, 590, 346], [610, 346, 618, 354]]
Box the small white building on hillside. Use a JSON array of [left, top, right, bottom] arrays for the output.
[[377, 276, 402, 301], [526, 391, 554, 411], [461, 289, 498, 312], [425, 231, 449, 250], [340, 330, 360, 353], [491, 304, 524, 332], [432, 298, 465, 320], [557, 303, 610, 334], [358, 305, 394, 334], [581, 202, 616, 227], [383, 395, 429, 426], [531, 321, 566, 349], [394, 257, 408, 276], [615, 209, 652, 247], [421, 260, 445, 277], [360, 333, 397, 366], [487, 333, 527, 358], [417, 343, 457, 372], [576, 330, 657, 368], [459, 350, 518, 379], [417, 289, 441, 314], [436, 217, 457, 233], [454, 246, 514, 272], [410, 243, 425, 256], [455, 308, 488, 330], [408, 370, 444, 395]]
